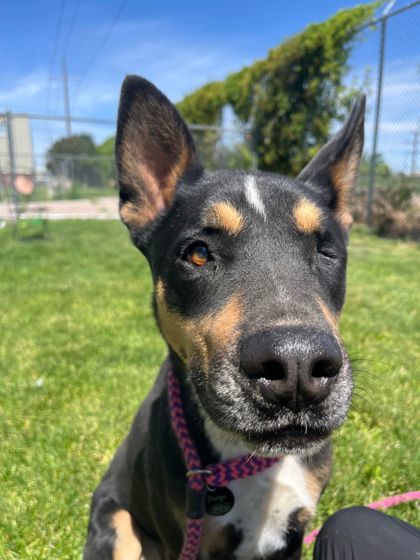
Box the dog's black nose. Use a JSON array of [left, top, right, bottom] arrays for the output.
[[240, 327, 343, 412]]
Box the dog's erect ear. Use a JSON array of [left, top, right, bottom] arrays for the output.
[[298, 96, 366, 229], [116, 76, 202, 245]]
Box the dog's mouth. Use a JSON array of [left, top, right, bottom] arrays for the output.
[[192, 356, 352, 456], [237, 423, 331, 455]]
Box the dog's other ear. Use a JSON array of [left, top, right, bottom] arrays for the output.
[[298, 96, 366, 230], [116, 76, 202, 247]]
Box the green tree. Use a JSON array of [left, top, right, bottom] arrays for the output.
[[177, 3, 378, 175], [47, 134, 103, 187], [359, 154, 392, 178], [97, 136, 117, 186], [97, 136, 114, 156]]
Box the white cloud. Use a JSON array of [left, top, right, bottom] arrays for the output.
[[0, 69, 53, 108], [71, 22, 246, 113], [0, 17, 247, 118]]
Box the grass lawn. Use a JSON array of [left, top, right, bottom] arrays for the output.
[[0, 221, 419, 559]]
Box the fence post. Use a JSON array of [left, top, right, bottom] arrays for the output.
[[366, 15, 387, 226], [5, 111, 20, 223]]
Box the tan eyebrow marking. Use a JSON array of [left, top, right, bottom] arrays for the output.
[[293, 198, 322, 234], [204, 201, 244, 235]]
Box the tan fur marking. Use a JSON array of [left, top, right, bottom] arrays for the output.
[[155, 279, 242, 369], [200, 525, 230, 557], [155, 279, 193, 363], [119, 137, 191, 228], [331, 150, 361, 229], [316, 296, 339, 333], [205, 202, 244, 235], [305, 448, 332, 504], [294, 507, 313, 527], [304, 472, 324, 505], [112, 510, 142, 560], [200, 295, 242, 355], [164, 147, 190, 205], [303, 457, 332, 505], [119, 159, 165, 228], [293, 199, 322, 234], [120, 200, 156, 228]]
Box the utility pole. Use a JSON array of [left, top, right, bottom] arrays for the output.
[[410, 128, 418, 176], [62, 57, 72, 137]]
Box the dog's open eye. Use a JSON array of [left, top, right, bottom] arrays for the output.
[[184, 242, 211, 266]]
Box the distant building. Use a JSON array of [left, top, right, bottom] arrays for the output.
[[0, 114, 35, 195]]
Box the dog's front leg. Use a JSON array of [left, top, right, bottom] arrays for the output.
[[84, 495, 162, 560]]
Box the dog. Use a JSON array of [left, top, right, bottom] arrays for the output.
[[84, 76, 365, 560]]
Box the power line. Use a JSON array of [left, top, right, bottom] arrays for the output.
[[74, 0, 129, 107], [46, 0, 67, 114], [63, 0, 81, 55]]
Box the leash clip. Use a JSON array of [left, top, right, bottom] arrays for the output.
[[185, 469, 211, 519], [186, 468, 212, 478]]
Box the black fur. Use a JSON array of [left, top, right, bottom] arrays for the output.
[[84, 76, 365, 559]]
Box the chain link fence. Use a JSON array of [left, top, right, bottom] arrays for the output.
[[350, 1, 420, 236], [0, 1, 419, 235], [0, 112, 254, 220]]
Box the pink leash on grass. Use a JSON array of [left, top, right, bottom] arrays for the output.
[[168, 368, 419, 557], [304, 490, 420, 545]]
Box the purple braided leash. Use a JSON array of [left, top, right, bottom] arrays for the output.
[[168, 369, 281, 560]]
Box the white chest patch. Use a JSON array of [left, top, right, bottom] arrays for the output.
[[201, 426, 315, 559]]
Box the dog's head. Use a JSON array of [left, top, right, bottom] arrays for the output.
[[116, 76, 365, 456]]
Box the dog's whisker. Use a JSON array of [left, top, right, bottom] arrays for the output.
[[351, 391, 375, 411], [353, 369, 384, 381]]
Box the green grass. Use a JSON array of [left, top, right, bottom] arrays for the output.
[[0, 221, 418, 559]]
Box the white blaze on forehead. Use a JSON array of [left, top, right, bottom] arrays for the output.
[[244, 175, 266, 219]]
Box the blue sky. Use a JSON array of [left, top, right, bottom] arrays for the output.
[[0, 0, 419, 171]]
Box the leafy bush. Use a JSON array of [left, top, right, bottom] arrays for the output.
[[352, 179, 420, 240]]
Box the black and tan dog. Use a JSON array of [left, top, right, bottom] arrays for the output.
[[84, 76, 365, 560]]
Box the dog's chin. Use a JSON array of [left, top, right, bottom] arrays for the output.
[[238, 425, 330, 457], [204, 414, 331, 458]]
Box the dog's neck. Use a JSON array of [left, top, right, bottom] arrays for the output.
[[203, 417, 251, 460], [169, 353, 249, 463]]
